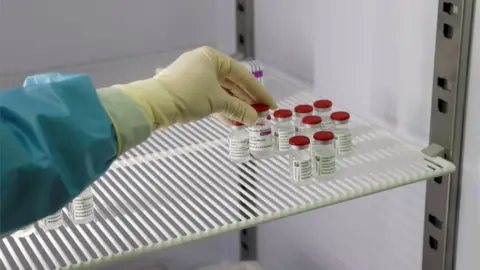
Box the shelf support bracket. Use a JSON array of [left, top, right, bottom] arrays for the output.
[[422, 1, 475, 269], [422, 143, 446, 158]]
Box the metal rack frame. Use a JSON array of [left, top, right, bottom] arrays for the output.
[[234, 0, 475, 268]]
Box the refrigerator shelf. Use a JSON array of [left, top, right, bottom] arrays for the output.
[[0, 86, 455, 270]]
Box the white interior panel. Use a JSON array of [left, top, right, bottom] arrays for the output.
[[214, 0, 236, 55], [254, 0, 315, 83], [0, 0, 216, 76]]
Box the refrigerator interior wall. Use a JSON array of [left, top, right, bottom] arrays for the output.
[[254, 0, 315, 83], [0, 0, 236, 89], [455, 1, 480, 269], [0, 0, 238, 269], [256, 1, 441, 270]]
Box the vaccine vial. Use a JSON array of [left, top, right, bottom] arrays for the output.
[[240, 60, 264, 84], [228, 122, 250, 163], [301, 115, 323, 139], [249, 104, 274, 158], [268, 113, 278, 151], [289, 136, 313, 185], [11, 224, 35, 238], [70, 186, 95, 224], [313, 99, 333, 129], [331, 111, 353, 155], [311, 131, 336, 179], [294, 104, 314, 133], [38, 209, 64, 230], [273, 109, 296, 154]]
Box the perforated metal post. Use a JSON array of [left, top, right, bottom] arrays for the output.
[[422, 1, 475, 269], [235, 0, 255, 60], [235, 0, 257, 260]]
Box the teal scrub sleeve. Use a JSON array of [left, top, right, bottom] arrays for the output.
[[0, 73, 117, 235]]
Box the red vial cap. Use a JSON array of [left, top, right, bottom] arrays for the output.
[[330, 111, 350, 121], [273, 109, 293, 119], [302, 115, 322, 125], [313, 99, 333, 109], [294, 104, 313, 114], [313, 131, 334, 141], [289, 135, 310, 146], [233, 122, 244, 126], [251, 103, 269, 112]]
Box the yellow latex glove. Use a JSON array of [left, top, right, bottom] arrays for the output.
[[97, 46, 277, 155]]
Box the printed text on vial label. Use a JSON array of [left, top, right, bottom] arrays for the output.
[[278, 129, 295, 152], [293, 159, 312, 182], [315, 155, 336, 176], [229, 139, 249, 159], [73, 195, 94, 219], [249, 126, 272, 150], [335, 133, 352, 154]]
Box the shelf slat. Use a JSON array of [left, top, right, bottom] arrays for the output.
[[0, 88, 455, 269]]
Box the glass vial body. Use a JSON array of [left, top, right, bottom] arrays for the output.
[[268, 114, 278, 152], [311, 131, 336, 179], [241, 60, 264, 85], [289, 136, 313, 185], [11, 224, 35, 238], [331, 111, 353, 155], [273, 109, 296, 155], [294, 104, 313, 133], [228, 122, 250, 163], [249, 104, 273, 158], [38, 209, 64, 230], [313, 100, 333, 129], [301, 115, 323, 139], [70, 186, 95, 224]]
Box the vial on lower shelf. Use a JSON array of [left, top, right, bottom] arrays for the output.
[[11, 224, 35, 238], [249, 104, 274, 159], [289, 135, 313, 185], [273, 109, 296, 155], [70, 186, 95, 224], [312, 131, 336, 179], [294, 104, 313, 133], [301, 115, 323, 139], [228, 122, 250, 163], [38, 209, 64, 230], [313, 99, 333, 129], [331, 111, 353, 155]]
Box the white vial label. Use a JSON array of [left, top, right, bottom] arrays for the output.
[[314, 154, 336, 176], [40, 210, 63, 229], [292, 158, 312, 183], [72, 192, 95, 221], [278, 129, 295, 152], [249, 126, 273, 151], [335, 132, 352, 154], [229, 138, 249, 159]]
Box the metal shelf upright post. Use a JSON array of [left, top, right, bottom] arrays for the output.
[[235, 0, 257, 261], [422, 1, 475, 270]]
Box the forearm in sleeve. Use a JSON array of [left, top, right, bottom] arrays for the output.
[[0, 73, 118, 234]]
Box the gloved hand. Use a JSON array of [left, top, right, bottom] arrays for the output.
[[98, 46, 277, 155]]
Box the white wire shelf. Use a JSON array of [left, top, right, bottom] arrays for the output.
[[0, 86, 455, 269]]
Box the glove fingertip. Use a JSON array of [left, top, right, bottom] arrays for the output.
[[242, 107, 258, 125]]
